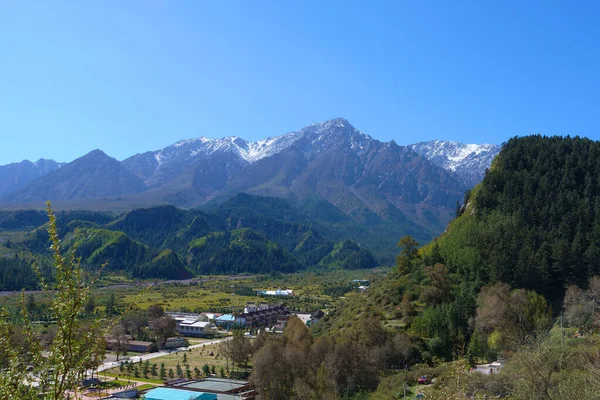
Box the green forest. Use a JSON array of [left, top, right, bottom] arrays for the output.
[[427, 135, 600, 301], [0, 193, 382, 288]]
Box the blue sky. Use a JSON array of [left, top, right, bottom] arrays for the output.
[[1, 1, 599, 164]]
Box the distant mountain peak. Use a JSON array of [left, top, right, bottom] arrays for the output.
[[83, 149, 112, 160], [33, 158, 62, 168], [172, 137, 213, 148], [313, 117, 351, 128], [2, 149, 147, 203], [409, 140, 501, 186], [133, 118, 370, 182], [0, 158, 64, 198]]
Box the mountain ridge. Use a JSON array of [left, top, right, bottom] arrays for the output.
[[0, 119, 499, 245], [0, 158, 64, 198], [2, 150, 148, 203], [409, 140, 500, 187]]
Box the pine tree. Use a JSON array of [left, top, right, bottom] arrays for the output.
[[467, 329, 484, 365], [105, 293, 117, 316]]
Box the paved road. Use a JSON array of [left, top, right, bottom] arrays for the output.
[[97, 336, 232, 372]]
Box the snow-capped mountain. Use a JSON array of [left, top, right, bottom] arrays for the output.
[[122, 118, 374, 187], [0, 119, 499, 245], [409, 140, 500, 187], [117, 119, 466, 236], [159, 118, 371, 164]]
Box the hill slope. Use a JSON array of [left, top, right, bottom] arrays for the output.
[[5, 194, 380, 282], [427, 135, 600, 300]]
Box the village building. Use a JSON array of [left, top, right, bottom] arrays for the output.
[[105, 336, 155, 353], [167, 377, 256, 400], [164, 337, 186, 349], [473, 361, 504, 375], [292, 312, 312, 325], [215, 314, 236, 329], [176, 320, 217, 337], [168, 312, 218, 337], [259, 289, 294, 296], [236, 303, 290, 329], [201, 312, 221, 320]]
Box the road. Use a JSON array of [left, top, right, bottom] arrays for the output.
[[97, 336, 232, 372]]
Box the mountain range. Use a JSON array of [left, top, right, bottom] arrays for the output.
[[0, 118, 500, 244]]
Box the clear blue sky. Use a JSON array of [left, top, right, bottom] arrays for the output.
[[1, 1, 599, 164]]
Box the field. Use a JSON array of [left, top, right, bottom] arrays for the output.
[[0, 268, 388, 342], [118, 285, 258, 313], [23, 268, 385, 314]]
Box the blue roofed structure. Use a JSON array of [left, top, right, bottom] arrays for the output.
[[215, 314, 236, 328], [143, 387, 217, 400]]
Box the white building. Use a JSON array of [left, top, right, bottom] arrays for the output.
[[473, 361, 503, 375], [168, 312, 217, 337], [261, 289, 294, 297], [293, 312, 312, 325]]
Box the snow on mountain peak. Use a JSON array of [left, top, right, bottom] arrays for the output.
[[409, 140, 501, 186], [153, 118, 372, 165], [141, 121, 501, 190]]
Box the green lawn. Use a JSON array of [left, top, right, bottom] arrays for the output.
[[104, 342, 228, 381]]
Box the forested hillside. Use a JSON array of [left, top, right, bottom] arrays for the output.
[[428, 135, 600, 300], [307, 136, 600, 399], [0, 194, 381, 287]]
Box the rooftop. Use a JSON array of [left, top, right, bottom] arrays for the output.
[[177, 378, 250, 393], [144, 387, 217, 400], [180, 321, 212, 328]]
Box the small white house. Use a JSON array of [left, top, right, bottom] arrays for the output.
[[473, 361, 503, 375]]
